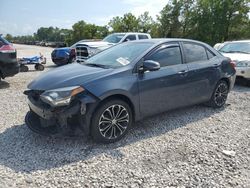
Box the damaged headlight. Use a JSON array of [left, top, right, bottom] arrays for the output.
[[40, 86, 84, 107]]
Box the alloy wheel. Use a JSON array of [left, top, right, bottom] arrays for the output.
[[98, 104, 129, 139], [214, 82, 229, 107]]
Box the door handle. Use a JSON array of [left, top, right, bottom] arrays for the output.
[[212, 64, 220, 68], [178, 70, 188, 74]]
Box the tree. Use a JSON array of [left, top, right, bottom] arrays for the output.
[[5, 34, 13, 41], [157, 0, 183, 38], [109, 13, 139, 32], [138, 12, 154, 33]]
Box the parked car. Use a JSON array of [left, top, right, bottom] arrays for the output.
[[0, 35, 19, 81], [24, 39, 236, 143], [218, 40, 250, 83], [76, 32, 151, 62], [51, 40, 97, 66]]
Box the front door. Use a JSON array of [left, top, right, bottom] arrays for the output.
[[138, 43, 191, 117]]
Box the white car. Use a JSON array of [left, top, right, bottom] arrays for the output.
[[75, 32, 151, 62], [218, 40, 250, 82]]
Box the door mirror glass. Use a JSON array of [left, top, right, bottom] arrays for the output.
[[141, 60, 160, 72]]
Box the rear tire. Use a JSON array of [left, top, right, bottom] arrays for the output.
[[36, 64, 44, 71], [207, 80, 229, 108], [91, 99, 132, 143]]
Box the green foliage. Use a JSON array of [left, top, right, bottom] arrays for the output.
[[65, 21, 108, 45], [109, 13, 139, 32], [5, 34, 13, 41], [5, 1, 250, 46], [156, 0, 250, 45]]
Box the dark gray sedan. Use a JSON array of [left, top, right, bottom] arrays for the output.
[[24, 39, 236, 143]]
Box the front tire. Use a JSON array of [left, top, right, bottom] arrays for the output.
[[207, 80, 229, 108], [91, 99, 132, 143]]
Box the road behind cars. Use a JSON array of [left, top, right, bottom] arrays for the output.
[[0, 44, 249, 187]]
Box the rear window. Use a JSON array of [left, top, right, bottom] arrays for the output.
[[207, 50, 216, 59], [138, 35, 149, 40], [183, 42, 208, 63]]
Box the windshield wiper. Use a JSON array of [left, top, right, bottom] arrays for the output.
[[84, 63, 109, 69]]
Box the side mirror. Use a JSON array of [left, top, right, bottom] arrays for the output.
[[139, 60, 160, 73]]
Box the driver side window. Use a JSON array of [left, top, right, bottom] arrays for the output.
[[123, 35, 136, 42], [146, 46, 182, 67]]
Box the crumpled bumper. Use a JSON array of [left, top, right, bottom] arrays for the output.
[[25, 96, 85, 137]]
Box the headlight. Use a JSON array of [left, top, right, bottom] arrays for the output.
[[40, 86, 84, 107], [236, 61, 250, 67], [88, 47, 100, 56]]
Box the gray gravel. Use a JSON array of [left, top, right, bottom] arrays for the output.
[[0, 45, 250, 187]]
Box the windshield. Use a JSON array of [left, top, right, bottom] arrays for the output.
[[83, 42, 154, 68], [103, 34, 125, 44], [219, 42, 250, 54]]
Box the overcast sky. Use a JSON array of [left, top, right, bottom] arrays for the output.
[[0, 0, 168, 36]]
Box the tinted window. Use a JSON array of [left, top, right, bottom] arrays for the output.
[[124, 35, 136, 41], [146, 46, 182, 67], [207, 50, 215, 59], [138, 35, 149, 40], [183, 43, 208, 63]]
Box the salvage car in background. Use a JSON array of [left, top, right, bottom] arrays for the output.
[[25, 39, 236, 143], [51, 40, 98, 66], [0, 35, 19, 81], [75, 32, 151, 62], [218, 40, 250, 84]]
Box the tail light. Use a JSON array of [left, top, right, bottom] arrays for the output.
[[70, 48, 76, 58], [0, 44, 16, 53], [229, 60, 236, 69]]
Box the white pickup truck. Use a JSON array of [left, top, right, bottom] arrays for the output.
[[75, 32, 151, 62]]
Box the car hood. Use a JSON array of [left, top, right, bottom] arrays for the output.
[[28, 63, 113, 91], [76, 41, 114, 48], [221, 53, 250, 62]]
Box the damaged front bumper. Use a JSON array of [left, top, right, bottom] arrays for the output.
[[25, 92, 95, 137]]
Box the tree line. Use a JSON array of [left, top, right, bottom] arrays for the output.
[[5, 0, 250, 46]]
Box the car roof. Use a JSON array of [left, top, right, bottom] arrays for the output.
[[128, 38, 210, 45], [112, 32, 150, 35]]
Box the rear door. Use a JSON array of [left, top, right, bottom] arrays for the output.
[[181, 42, 220, 103], [138, 43, 191, 116]]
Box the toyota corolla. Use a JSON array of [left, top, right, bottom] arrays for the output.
[[24, 39, 236, 143]]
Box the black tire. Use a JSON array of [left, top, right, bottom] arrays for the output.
[[34, 64, 39, 70], [20, 65, 29, 72], [207, 80, 229, 108], [246, 79, 250, 87], [37, 64, 44, 71], [91, 99, 133, 143]]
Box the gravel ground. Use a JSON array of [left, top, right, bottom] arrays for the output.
[[0, 44, 250, 187]]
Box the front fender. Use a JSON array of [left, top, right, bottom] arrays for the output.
[[84, 74, 141, 121]]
